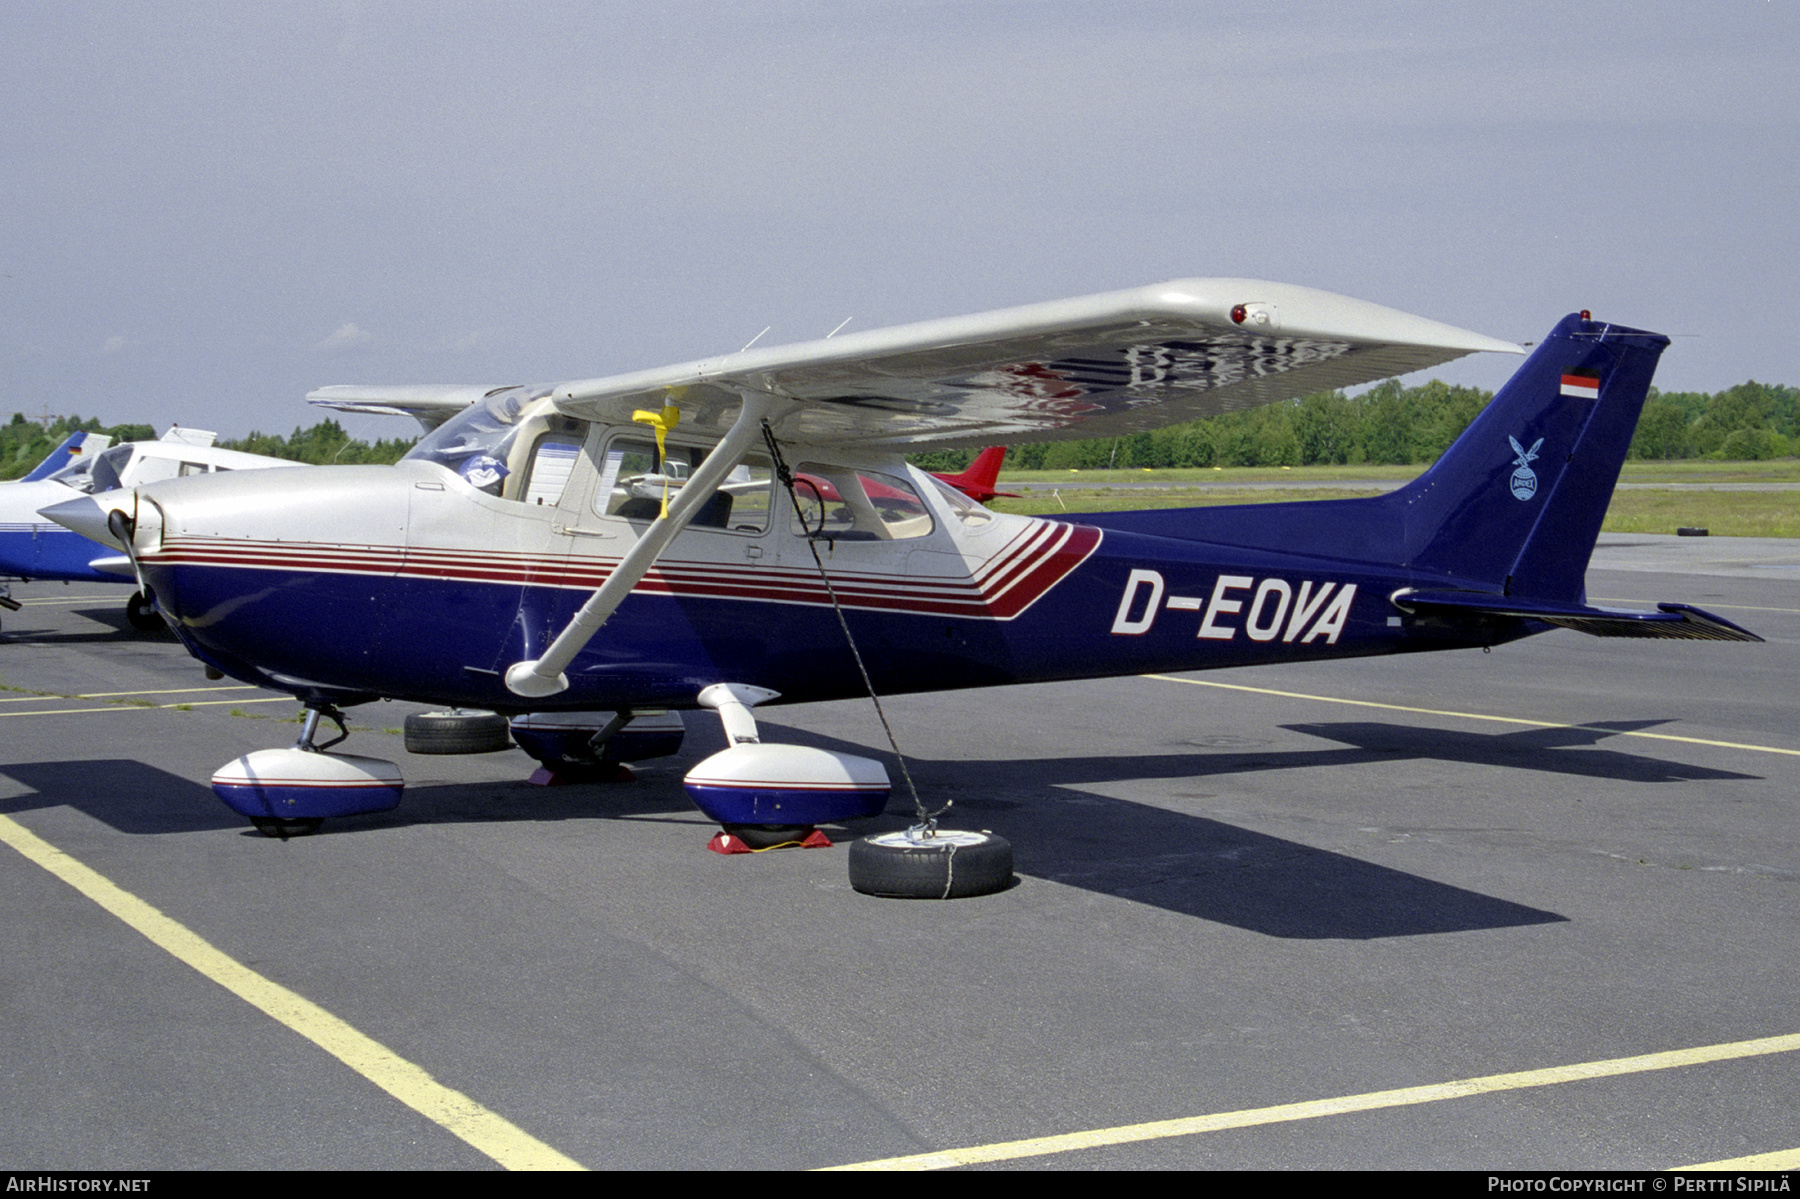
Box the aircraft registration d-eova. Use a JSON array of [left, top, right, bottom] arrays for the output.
[[46, 279, 1760, 896], [2, 428, 302, 629]]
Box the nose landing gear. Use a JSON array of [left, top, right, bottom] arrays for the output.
[[125, 589, 165, 632]]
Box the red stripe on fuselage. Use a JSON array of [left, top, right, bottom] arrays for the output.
[[149, 521, 1102, 621]]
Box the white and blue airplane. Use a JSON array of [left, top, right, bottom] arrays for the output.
[[46, 279, 1760, 892], [2, 427, 302, 629], [7, 428, 113, 483], [1, 430, 111, 619]]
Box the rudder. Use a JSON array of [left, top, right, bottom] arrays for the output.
[[1398, 314, 1669, 601]]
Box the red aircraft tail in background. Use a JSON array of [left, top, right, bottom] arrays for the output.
[[933, 446, 1018, 502]]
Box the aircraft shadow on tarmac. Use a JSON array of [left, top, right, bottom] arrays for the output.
[[1281, 718, 1759, 786], [0, 603, 172, 645], [0, 757, 703, 838], [754, 715, 1757, 939], [2, 713, 1754, 940], [2, 760, 251, 834]]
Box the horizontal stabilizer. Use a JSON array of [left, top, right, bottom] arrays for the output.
[[1395, 591, 1763, 642]]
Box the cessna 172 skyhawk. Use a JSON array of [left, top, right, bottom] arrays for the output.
[[45, 278, 1759, 895]]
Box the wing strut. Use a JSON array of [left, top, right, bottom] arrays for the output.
[[503, 391, 775, 698]]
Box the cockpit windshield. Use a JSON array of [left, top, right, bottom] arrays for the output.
[[47, 444, 137, 494], [45, 454, 101, 494], [403, 385, 555, 490]]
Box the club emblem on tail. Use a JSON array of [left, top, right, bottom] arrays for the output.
[[1509, 435, 1543, 501]]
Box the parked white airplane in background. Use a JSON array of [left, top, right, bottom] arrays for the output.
[[1, 428, 302, 629]]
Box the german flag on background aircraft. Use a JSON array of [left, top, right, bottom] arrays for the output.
[[1560, 369, 1601, 399]]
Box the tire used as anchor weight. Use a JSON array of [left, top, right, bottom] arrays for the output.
[[403, 710, 512, 755], [848, 829, 1013, 899]]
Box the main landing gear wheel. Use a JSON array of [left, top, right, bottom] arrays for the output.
[[249, 817, 324, 839], [126, 590, 164, 632], [726, 823, 817, 849], [403, 710, 512, 755], [848, 829, 1013, 899], [713, 823, 829, 852]]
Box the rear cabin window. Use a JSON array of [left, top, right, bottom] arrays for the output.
[[790, 466, 934, 541]]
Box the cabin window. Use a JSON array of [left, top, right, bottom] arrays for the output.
[[593, 436, 772, 533], [128, 455, 183, 486], [790, 466, 935, 541], [925, 475, 994, 529], [518, 435, 582, 506]]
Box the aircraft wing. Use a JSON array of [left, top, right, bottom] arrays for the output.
[[547, 279, 1522, 450], [307, 384, 509, 433]]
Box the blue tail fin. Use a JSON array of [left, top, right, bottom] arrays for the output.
[[19, 431, 92, 482], [1070, 313, 1668, 602], [1391, 314, 1667, 600]]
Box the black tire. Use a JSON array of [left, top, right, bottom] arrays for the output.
[[848, 830, 1013, 899], [404, 711, 512, 755], [722, 823, 817, 851], [126, 590, 165, 632], [249, 817, 324, 839]]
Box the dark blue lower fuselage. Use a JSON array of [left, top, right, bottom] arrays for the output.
[[141, 525, 1511, 713]]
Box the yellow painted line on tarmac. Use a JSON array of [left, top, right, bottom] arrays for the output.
[[1143, 675, 1800, 759], [171, 697, 295, 708], [0, 694, 293, 712], [1, 686, 262, 704], [77, 685, 261, 698], [0, 697, 299, 717], [1676, 1146, 1800, 1170], [0, 813, 585, 1171], [828, 1032, 1800, 1170]]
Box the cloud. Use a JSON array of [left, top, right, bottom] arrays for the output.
[[101, 335, 130, 355], [438, 329, 496, 354], [315, 322, 374, 352]]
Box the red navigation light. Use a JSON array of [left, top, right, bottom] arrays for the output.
[[1230, 304, 1248, 324], [1580, 310, 1591, 320]]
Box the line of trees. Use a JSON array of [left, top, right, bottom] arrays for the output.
[[909, 378, 1800, 472], [0, 414, 416, 480], [7, 376, 1797, 481], [1, 413, 155, 480], [1630, 382, 1799, 461], [219, 420, 415, 465]]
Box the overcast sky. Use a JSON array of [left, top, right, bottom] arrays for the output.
[[3, 2, 1795, 441]]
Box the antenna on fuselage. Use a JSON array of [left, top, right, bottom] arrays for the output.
[[825, 316, 853, 338], [738, 326, 771, 353]]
